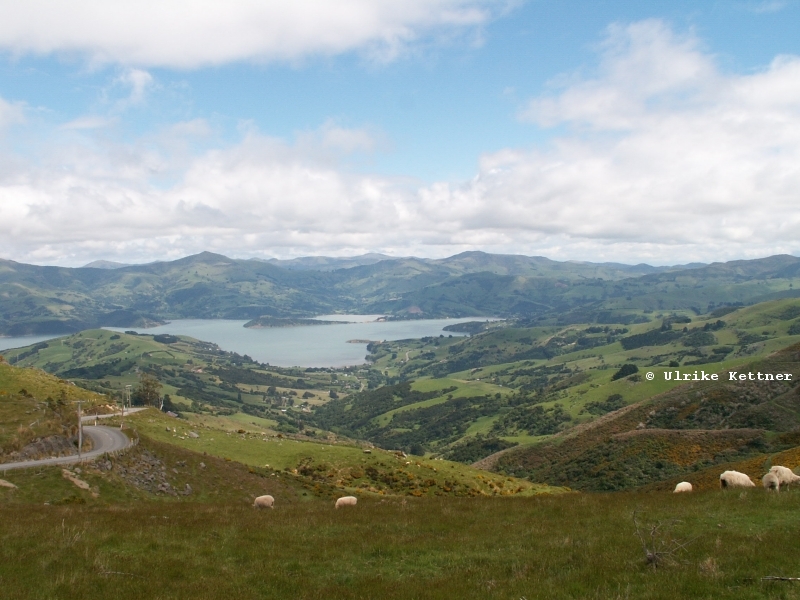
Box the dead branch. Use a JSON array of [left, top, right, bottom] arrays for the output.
[[762, 576, 800, 582], [632, 510, 699, 569]]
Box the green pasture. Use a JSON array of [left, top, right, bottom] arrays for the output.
[[369, 378, 509, 427], [2, 488, 800, 599], [0, 361, 108, 450], [410, 377, 506, 396], [120, 409, 551, 498], [125, 408, 364, 471]]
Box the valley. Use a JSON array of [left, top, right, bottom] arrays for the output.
[[3, 252, 800, 598]]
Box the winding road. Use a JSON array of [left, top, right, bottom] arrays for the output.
[[0, 425, 133, 472], [80, 406, 148, 424]]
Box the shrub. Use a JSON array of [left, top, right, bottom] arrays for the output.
[[611, 364, 639, 381], [583, 394, 625, 416]]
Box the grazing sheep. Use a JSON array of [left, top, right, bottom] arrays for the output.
[[673, 481, 692, 493], [762, 472, 780, 492], [769, 465, 800, 488], [335, 496, 357, 509], [719, 470, 755, 489], [253, 494, 274, 509]]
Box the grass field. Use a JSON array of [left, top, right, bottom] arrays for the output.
[[117, 410, 556, 498], [2, 488, 800, 599], [0, 361, 108, 455]]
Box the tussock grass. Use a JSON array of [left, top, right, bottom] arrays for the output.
[[119, 410, 557, 498], [2, 489, 800, 598], [0, 362, 106, 455], [0, 435, 328, 506]]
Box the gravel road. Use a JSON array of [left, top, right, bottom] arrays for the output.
[[0, 425, 133, 472]]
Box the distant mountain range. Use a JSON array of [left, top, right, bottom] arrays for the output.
[[261, 253, 408, 271], [82, 253, 406, 272], [82, 260, 134, 269], [1, 250, 798, 335]]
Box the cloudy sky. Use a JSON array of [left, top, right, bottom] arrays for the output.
[[1, 0, 799, 266]]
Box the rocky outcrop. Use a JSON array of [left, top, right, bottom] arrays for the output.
[[111, 450, 193, 496], [1, 435, 82, 463]]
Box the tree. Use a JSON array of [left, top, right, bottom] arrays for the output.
[[162, 394, 176, 413], [133, 373, 162, 407], [611, 364, 639, 381]]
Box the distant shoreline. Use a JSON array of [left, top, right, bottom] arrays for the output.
[[244, 317, 350, 329]]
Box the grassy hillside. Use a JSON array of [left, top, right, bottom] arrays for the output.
[[0, 360, 108, 460], [6, 298, 800, 478], [119, 408, 556, 499], [2, 488, 800, 598], [640, 441, 800, 492], [367, 254, 800, 318], [0, 434, 316, 506], [342, 299, 800, 460], [493, 340, 800, 491], [4, 333, 800, 597], [0, 346, 559, 501], [1, 329, 371, 433]]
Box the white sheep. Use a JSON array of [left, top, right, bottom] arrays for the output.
[[253, 494, 274, 509], [335, 496, 357, 509], [769, 465, 800, 488], [719, 470, 755, 489], [673, 481, 692, 493], [762, 472, 780, 492]]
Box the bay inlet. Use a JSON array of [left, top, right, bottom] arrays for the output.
[[106, 316, 492, 368]]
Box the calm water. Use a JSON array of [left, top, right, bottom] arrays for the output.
[[0, 334, 62, 353], [105, 316, 490, 367]]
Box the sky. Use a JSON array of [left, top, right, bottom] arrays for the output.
[[1, 0, 799, 267]]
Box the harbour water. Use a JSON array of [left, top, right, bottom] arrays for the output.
[[0, 334, 62, 353], [102, 315, 490, 367]]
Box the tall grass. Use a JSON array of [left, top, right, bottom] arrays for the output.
[[2, 489, 800, 599]]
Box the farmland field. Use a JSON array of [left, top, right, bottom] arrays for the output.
[[2, 488, 800, 599]]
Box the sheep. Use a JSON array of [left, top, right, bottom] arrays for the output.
[[719, 470, 755, 489], [673, 481, 692, 493], [769, 465, 800, 488], [253, 494, 274, 509], [335, 496, 357, 509], [762, 472, 780, 492]]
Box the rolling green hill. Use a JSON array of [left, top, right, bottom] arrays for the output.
[[7, 297, 800, 485], [5, 258, 800, 599], [2, 250, 799, 334], [0, 329, 360, 435], [492, 340, 800, 491], [0, 359, 109, 462], [327, 299, 800, 463], [0, 357, 558, 501]]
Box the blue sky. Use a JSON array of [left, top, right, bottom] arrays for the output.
[[1, 0, 799, 266]]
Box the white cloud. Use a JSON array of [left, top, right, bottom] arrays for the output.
[[60, 116, 116, 130], [2, 20, 800, 266], [292, 120, 385, 161], [0, 0, 501, 68], [0, 96, 25, 130], [744, 1, 788, 14], [522, 21, 719, 130], [112, 68, 155, 109]]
